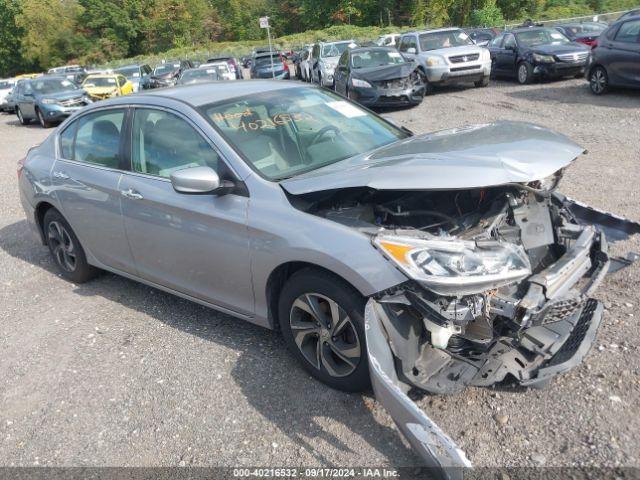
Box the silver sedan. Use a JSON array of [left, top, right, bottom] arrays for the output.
[[17, 80, 640, 472]]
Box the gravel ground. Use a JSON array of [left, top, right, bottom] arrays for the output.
[[1, 78, 639, 470]]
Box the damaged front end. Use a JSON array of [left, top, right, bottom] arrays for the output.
[[292, 178, 639, 473], [282, 122, 640, 472]]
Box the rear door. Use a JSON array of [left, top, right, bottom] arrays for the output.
[[497, 33, 518, 75], [607, 19, 640, 86], [52, 107, 136, 274], [119, 106, 253, 315]]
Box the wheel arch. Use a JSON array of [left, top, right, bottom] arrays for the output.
[[34, 201, 57, 244], [265, 261, 364, 331]]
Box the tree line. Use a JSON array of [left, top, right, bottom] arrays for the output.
[[1, 0, 637, 76]]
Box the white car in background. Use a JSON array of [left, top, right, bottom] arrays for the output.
[[0, 78, 17, 112], [199, 62, 234, 81], [376, 33, 401, 48], [299, 45, 314, 82]]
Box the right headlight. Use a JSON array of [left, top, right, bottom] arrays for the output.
[[351, 77, 372, 88], [373, 235, 531, 295], [533, 53, 555, 63], [426, 56, 445, 66]]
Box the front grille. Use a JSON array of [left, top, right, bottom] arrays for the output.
[[545, 299, 598, 367], [556, 52, 588, 63], [531, 297, 584, 325], [450, 65, 481, 72], [59, 98, 87, 107], [449, 53, 480, 63], [375, 78, 409, 89]]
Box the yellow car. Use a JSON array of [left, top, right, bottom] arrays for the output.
[[82, 74, 133, 100], [15, 73, 42, 79]]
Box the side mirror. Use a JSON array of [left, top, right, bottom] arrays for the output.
[[406, 47, 417, 54], [170, 166, 231, 194], [24, 92, 34, 98], [506, 44, 516, 51]]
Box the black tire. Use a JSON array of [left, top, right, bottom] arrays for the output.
[[36, 108, 53, 128], [43, 209, 99, 283], [420, 70, 435, 95], [589, 66, 608, 95], [16, 107, 30, 125], [278, 268, 370, 392], [475, 75, 490, 88], [517, 61, 533, 85]]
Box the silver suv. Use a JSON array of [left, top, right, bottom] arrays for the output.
[[399, 28, 491, 93], [311, 40, 356, 87]]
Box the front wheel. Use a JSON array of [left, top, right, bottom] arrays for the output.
[[278, 268, 370, 392], [36, 108, 53, 128], [475, 75, 490, 87], [589, 66, 608, 95], [517, 61, 533, 85], [43, 209, 100, 283]]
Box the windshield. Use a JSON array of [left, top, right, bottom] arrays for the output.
[[516, 28, 570, 46], [181, 69, 219, 81], [154, 64, 179, 76], [254, 55, 280, 67], [115, 66, 140, 79], [0, 81, 13, 89], [31, 78, 78, 94], [203, 87, 407, 180], [352, 49, 406, 68], [419, 30, 472, 51], [83, 77, 117, 87], [321, 42, 351, 58]]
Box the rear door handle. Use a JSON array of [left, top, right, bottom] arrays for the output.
[[121, 188, 144, 200], [52, 171, 69, 180]]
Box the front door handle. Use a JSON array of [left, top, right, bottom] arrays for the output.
[[53, 171, 69, 180], [121, 188, 144, 200]]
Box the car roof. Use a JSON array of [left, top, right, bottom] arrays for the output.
[[351, 46, 398, 52], [509, 26, 552, 33], [139, 80, 299, 106], [85, 73, 119, 78], [409, 27, 461, 35]]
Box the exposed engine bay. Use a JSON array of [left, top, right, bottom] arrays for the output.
[[290, 173, 640, 473]]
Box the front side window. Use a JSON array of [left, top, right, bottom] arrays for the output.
[[203, 87, 407, 181], [73, 109, 125, 168], [131, 109, 220, 178], [59, 122, 76, 159], [615, 19, 640, 43], [503, 34, 517, 49], [419, 30, 473, 51]]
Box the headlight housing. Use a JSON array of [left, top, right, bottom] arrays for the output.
[[533, 53, 555, 63], [40, 98, 58, 105], [351, 77, 372, 88], [480, 48, 491, 60], [426, 56, 445, 66], [373, 235, 531, 295]]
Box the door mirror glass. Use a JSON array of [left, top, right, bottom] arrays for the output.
[[170, 166, 221, 194], [406, 47, 417, 54]]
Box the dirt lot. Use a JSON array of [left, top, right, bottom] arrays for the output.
[[1, 78, 639, 470]]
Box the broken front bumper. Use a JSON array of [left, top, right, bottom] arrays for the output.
[[364, 195, 640, 473]]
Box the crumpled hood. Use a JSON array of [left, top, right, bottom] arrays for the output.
[[280, 121, 585, 195], [419, 44, 484, 58], [531, 43, 590, 56], [36, 89, 84, 101], [85, 86, 118, 95], [352, 63, 417, 82]]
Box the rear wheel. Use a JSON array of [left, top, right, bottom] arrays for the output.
[[17, 107, 30, 125], [278, 268, 369, 392], [517, 61, 533, 85], [43, 209, 99, 283], [589, 66, 608, 95]]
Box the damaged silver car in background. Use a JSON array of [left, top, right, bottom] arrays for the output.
[[18, 83, 640, 476]]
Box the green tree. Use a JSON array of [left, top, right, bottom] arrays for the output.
[[470, 0, 505, 25], [0, 0, 26, 76]]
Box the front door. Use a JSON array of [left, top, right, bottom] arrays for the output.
[[607, 19, 640, 86], [52, 108, 136, 274], [119, 107, 253, 316]]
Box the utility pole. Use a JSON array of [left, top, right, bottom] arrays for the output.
[[260, 16, 275, 79]]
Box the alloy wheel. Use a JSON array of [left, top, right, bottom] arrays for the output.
[[518, 64, 528, 84], [590, 68, 607, 94], [37, 109, 46, 127], [47, 221, 77, 272], [289, 293, 361, 378], [17, 108, 24, 124]]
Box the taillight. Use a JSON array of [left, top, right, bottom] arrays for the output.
[[17, 157, 25, 179], [591, 39, 598, 49]]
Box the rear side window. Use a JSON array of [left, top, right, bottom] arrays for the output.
[[131, 108, 220, 178], [74, 110, 125, 168], [59, 123, 76, 159], [615, 19, 640, 43]]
